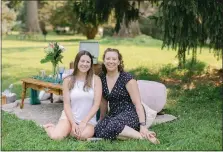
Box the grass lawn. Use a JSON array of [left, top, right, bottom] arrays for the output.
[[1, 34, 222, 150]]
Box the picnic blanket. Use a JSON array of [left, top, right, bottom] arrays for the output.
[[2, 98, 177, 126]]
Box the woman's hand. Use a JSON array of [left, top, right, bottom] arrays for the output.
[[71, 122, 80, 139], [140, 125, 150, 138], [140, 126, 160, 144], [78, 121, 87, 134]]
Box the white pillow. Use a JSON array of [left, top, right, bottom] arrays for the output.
[[142, 102, 157, 128], [38, 91, 50, 101], [137, 80, 167, 113], [38, 91, 63, 102], [53, 94, 63, 103]]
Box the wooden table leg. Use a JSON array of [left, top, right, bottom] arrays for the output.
[[20, 82, 26, 109], [50, 93, 53, 103]]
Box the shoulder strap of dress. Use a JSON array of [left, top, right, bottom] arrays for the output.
[[92, 74, 95, 89]]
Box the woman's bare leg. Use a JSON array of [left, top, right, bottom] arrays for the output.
[[117, 125, 160, 144], [118, 125, 142, 139], [44, 119, 72, 140]]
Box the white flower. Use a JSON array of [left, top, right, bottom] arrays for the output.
[[44, 47, 53, 53], [59, 45, 65, 51]]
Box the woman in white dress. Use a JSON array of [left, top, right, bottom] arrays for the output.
[[43, 50, 102, 141]]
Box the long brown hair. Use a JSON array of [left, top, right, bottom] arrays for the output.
[[102, 48, 124, 73], [68, 50, 94, 91]]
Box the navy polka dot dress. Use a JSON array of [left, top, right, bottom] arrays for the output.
[[95, 72, 140, 140]]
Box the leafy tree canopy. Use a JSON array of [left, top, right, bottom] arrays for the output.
[[73, 0, 143, 32]]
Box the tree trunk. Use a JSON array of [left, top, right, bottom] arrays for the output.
[[85, 25, 98, 39], [25, 1, 41, 33]]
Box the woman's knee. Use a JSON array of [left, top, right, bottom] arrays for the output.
[[79, 125, 94, 140], [48, 120, 71, 140]]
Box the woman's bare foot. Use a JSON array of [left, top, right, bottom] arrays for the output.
[[142, 133, 160, 144], [148, 130, 156, 137], [148, 133, 160, 144], [43, 123, 55, 129]]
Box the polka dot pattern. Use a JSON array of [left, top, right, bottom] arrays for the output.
[[95, 72, 140, 140]]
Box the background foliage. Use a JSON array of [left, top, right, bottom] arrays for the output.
[[2, 1, 17, 34]]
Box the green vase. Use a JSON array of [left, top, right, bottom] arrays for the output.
[[52, 64, 57, 77], [52, 64, 59, 83]]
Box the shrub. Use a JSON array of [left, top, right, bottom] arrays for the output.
[[103, 26, 115, 37], [2, 1, 17, 35]]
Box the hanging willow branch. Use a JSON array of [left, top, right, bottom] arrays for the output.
[[153, 0, 223, 68]]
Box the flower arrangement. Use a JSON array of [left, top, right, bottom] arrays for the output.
[[40, 42, 65, 76]]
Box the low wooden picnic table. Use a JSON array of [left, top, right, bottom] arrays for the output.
[[20, 78, 62, 109]]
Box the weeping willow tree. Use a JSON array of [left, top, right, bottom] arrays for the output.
[[155, 0, 223, 68], [73, 0, 142, 39], [73, 0, 223, 69]]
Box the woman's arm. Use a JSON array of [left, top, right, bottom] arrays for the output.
[[126, 79, 145, 124], [63, 77, 76, 125], [81, 75, 102, 123], [99, 97, 108, 120], [126, 79, 159, 143]]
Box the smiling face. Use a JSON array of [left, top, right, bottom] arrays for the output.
[[77, 54, 92, 73], [104, 51, 120, 72]]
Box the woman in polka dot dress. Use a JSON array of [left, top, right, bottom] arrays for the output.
[[95, 48, 160, 144]]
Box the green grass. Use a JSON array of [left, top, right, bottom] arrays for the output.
[[2, 33, 222, 150]]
